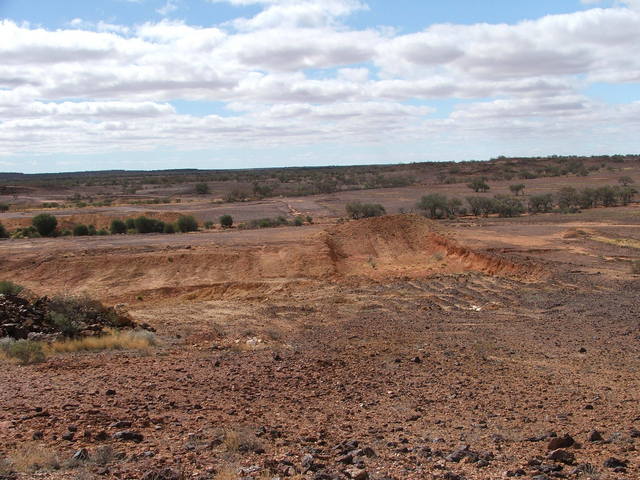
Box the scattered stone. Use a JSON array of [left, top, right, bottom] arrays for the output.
[[110, 420, 132, 428], [61, 432, 74, 441], [105, 389, 116, 396], [547, 449, 575, 465], [140, 468, 182, 480], [345, 467, 368, 480], [587, 430, 603, 442], [630, 427, 640, 438], [112, 430, 144, 443], [603, 457, 626, 469], [505, 469, 526, 477], [578, 347, 587, 353], [547, 434, 574, 450]]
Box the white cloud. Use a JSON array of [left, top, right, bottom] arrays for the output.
[[0, 2, 639, 163]]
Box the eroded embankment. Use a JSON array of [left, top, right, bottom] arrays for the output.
[[1, 215, 543, 302]]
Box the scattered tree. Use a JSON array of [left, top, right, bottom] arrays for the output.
[[528, 194, 554, 214], [509, 183, 526, 196], [467, 178, 490, 192], [619, 176, 634, 186]]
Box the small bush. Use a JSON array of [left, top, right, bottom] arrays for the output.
[[7, 442, 59, 472], [163, 223, 176, 234], [49, 312, 82, 337], [125, 218, 136, 230], [0, 203, 9, 212], [0, 222, 7, 239], [528, 194, 554, 214], [32, 214, 57, 237], [203, 220, 214, 229], [0, 281, 24, 296], [4, 340, 46, 365], [293, 216, 304, 226], [493, 195, 525, 217], [110, 219, 127, 234], [49, 330, 158, 353], [134, 216, 165, 234], [220, 214, 233, 228], [176, 215, 198, 232], [345, 202, 386, 219], [195, 182, 210, 194], [97, 228, 109, 236], [73, 224, 89, 236]]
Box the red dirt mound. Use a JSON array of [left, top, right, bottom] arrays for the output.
[[323, 214, 540, 280]]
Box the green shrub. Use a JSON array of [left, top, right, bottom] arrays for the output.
[[493, 195, 525, 217], [220, 214, 233, 228], [72, 224, 89, 236], [195, 183, 210, 194], [49, 312, 81, 337], [203, 220, 214, 229], [528, 194, 554, 214], [293, 216, 304, 226], [11, 226, 40, 239], [110, 219, 127, 234], [97, 228, 109, 236], [134, 216, 165, 234], [176, 215, 198, 232], [0, 203, 9, 212], [3, 339, 46, 365], [466, 196, 497, 217], [557, 187, 580, 212], [0, 223, 8, 239], [87, 225, 97, 236], [32, 214, 57, 237], [416, 194, 451, 219], [345, 202, 386, 219], [0, 281, 24, 296], [163, 223, 176, 234], [125, 218, 136, 230]]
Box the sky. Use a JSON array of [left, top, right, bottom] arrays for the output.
[[0, 0, 639, 173]]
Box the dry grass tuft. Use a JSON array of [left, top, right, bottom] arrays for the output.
[[223, 427, 263, 453], [49, 330, 158, 354], [8, 442, 60, 472]]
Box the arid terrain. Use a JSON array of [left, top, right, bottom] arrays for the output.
[[1, 157, 640, 480]]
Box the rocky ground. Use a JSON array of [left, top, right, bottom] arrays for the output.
[[1, 213, 639, 480]]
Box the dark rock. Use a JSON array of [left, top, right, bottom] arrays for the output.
[[630, 427, 640, 438], [578, 347, 587, 353], [505, 469, 526, 477], [412, 356, 421, 363], [105, 389, 116, 396], [345, 468, 368, 480], [586, 430, 603, 442], [109, 420, 132, 428], [547, 434, 574, 450], [112, 430, 144, 443], [95, 431, 109, 441], [140, 468, 181, 480], [31, 430, 43, 440], [603, 457, 627, 469], [62, 432, 74, 441], [336, 454, 353, 464], [547, 449, 575, 465]]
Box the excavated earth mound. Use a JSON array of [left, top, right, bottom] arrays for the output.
[[2, 215, 542, 302], [323, 214, 540, 279]]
